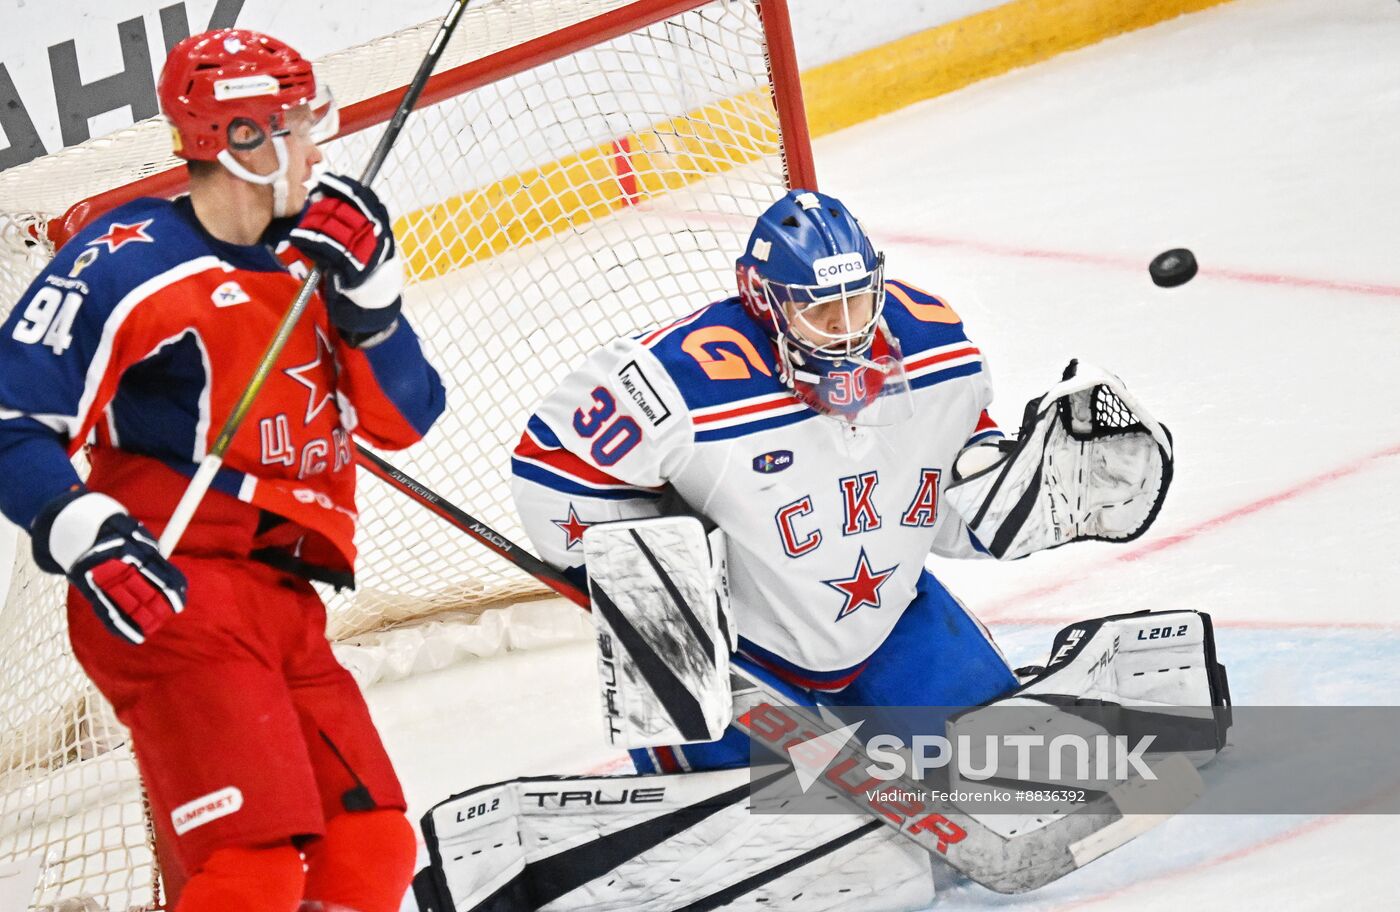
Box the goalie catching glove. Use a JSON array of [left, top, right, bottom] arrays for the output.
[[946, 360, 1173, 560]]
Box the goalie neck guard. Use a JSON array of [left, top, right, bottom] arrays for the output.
[[736, 189, 910, 426]]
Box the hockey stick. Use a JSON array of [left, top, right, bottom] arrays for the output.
[[157, 0, 474, 557], [355, 443, 1203, 894]]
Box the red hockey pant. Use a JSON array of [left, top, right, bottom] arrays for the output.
[[67, 554, 406, 880]]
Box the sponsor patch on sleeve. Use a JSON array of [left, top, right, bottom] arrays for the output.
[[616, 361, 672, 427]]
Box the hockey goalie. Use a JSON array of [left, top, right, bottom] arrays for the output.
[[413, 190, 1229, 910]]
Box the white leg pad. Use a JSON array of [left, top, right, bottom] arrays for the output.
[[948, 609, 1231, 789], [416, 767, 935, 911]]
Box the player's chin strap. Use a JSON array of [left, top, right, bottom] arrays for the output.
[[217, 137, 299, 218], [215, 92, 339, 219]]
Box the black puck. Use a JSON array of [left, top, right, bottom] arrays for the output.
[[1149, 248, 1198, 288]]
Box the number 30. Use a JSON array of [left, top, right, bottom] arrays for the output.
[[572, 387, 642, 466]]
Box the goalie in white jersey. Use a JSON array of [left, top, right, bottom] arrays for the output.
[[514, 187, 1125, 773], [411, 190, 1214, 911]]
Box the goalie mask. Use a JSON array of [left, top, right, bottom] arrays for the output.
[[737, 190, 912, 425], [158, 29, 338, 217]]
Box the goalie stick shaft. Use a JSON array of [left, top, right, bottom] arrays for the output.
[[356, 443, 1203, 893], [158, 0, 475, 558], [354, 445, 588, 610]]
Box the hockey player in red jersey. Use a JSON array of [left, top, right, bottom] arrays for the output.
[[0, 30, 444, 912]]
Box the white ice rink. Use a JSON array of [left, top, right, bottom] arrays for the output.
[[368, 1, 1400, 909]]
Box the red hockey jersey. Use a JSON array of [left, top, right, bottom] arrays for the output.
[[0, 196, 445, 582]]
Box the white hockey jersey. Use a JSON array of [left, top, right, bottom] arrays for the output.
[[511, 280, 1001, 679]]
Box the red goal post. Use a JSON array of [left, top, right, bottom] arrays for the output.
[[0, 0, 815, 908]]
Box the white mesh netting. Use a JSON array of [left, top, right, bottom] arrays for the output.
[[0, 0, 801, 907]]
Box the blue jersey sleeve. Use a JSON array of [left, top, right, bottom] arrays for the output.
[[0, 199, 181, 528], [334, 315, 446, 448], [0, 418, 83, 529], [0, 228, 128, 528]]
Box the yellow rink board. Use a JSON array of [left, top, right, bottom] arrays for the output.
[[395, 0, 1236, 281]]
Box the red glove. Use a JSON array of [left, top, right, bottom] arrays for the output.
[[290, 173, 403, 343], [32, 491, 187, 645]]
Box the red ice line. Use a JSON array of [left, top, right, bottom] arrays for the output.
[[876, 230, 1400, 299], [977, 440, 1400, 629], [658, 206, 1400, 299], [655, 206, 1400, 626], [1046, 776, 1400, 911]]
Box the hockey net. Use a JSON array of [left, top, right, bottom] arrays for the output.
[[0, 0, 811, 907]]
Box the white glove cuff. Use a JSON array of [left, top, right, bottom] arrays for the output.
[[48, 492, 126, 573], [339, 254, 404, 310], [953, 440, 1007, 481]]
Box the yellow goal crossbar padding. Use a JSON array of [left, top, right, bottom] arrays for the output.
[[396, 0, 1235, 281]]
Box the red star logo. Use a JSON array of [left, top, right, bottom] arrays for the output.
[[88, 219, 154, 254], [284, 325, 337, 425], [552, 504, 590, 550], [822, 548, 898, 622]]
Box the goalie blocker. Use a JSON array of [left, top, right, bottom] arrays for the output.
[[946, 360, 1174, 559], [582, 516, 736, 750]]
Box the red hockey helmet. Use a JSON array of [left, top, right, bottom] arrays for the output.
[[158, 29, 327, 161]]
